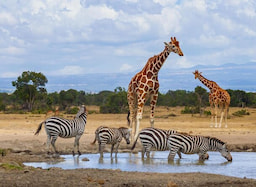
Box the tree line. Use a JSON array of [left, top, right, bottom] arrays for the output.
[[0, 71, 255, 114]]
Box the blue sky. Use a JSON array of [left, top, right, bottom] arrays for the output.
[[0, 0, 256, 85]]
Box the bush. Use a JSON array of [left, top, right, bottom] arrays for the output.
[[66, 107, 79, 114], [181, 106, 200, 114], [232, 109, 250, 117]]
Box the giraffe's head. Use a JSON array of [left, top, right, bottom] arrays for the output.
[[164, 37, 183, 56], [193, 70, 202, 79]]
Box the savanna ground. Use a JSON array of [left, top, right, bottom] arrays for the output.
[[0, 106, 256, 186]]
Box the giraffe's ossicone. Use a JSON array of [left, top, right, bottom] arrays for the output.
[[127, 37, 183, 143]]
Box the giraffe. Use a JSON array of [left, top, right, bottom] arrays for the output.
[[193, 70, 230, 128], [127, 37, 183, 142]]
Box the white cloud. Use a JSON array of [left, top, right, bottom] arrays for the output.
[[0, 72, 19, 78], [1, 46, 25, 55], [0, 12, 17, 25], [120, 64, 133, 72], [0, 0, 255, 84], [55, 66, 85, 76]]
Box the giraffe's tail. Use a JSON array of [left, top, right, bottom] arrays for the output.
[[127, 110, 131, 127]]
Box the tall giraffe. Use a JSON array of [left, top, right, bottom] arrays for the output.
[[193, 70, 230, 128], [127, 37, 183, 142]]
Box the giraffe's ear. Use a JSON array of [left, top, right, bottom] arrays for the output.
[[164, 42, 169, 46]]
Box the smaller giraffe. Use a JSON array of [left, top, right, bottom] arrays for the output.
[[193, 70, 230, 128]]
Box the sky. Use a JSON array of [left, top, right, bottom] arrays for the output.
[[0, 0, 256, 87]]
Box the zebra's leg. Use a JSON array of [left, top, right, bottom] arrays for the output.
[[73, 135, 82, 156], [114, 143, 120, 158], [46, 135, 51, 154], [99, 143, 104, 158], [141, 146, 146, 159], [199, 151, 207, 162], [177, 151, 182, 159], [110, 144, 114, 158], [168, 149, 177, 161], [145, 146, 151, 159], [51, 137, 58, 154]]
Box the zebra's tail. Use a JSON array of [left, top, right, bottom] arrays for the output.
[[127, 110, 131, 127], [131, 133, 139, 150], [90, 133, 97, 145], [34, 121, 45, 135]]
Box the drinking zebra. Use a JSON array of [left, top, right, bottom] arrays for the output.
[[167, 133, 232, 162], [91, 126, 131, 158], [131, 127, 182, 159], [35, 105, 87, 156]]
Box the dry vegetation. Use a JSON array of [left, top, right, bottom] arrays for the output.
[[0, 106, 256, 186]]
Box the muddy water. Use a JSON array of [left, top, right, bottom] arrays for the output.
[[24, 152, 256, 179]]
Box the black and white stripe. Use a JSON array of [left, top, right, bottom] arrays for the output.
[[131, 127, 181, 159], [35, 105, 87, 156], [167, 133, 232, 161], [91, 126, 131, 158]]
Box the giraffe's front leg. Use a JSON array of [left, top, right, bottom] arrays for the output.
[[150, 92, 158, 127], [214, 104, 218, 128], [127, 90, 137, 143], [135, 95, 146, 141], [219, 106, 225, 128]]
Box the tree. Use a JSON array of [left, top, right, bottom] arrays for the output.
[[12, 71, 48, 111], [100, 87, 128, 113]]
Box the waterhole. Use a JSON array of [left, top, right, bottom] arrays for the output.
[[24, 151, 256, 179]]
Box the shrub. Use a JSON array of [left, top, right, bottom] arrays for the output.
[[232, 109, 250, 117]]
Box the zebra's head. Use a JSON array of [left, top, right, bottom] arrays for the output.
[[119, 127, 131, 145], [75, 105, 87, 118], [220, 144, 232, 162]]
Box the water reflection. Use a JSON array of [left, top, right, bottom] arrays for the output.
[[24, 151, 256, 179]]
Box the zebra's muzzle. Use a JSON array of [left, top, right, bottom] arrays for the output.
[[226, 156, 232, 162]]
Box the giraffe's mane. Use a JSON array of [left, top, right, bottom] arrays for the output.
[[199, 73, 221, 88]]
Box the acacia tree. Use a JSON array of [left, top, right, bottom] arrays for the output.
[[12, 71, 48, 111]]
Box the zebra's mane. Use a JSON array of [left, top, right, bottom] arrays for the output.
[[118, 127, 128, 130], [177, 131, 190, 136], [206, 136, 225, 145], [75, 106, 86, 118]]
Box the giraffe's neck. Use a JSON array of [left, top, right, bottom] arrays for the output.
[[143, 47, 170, 75], [198, 74, 215, 91]]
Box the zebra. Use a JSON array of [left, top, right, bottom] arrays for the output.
[[131, 127, 182, 159], [35, 105, 87, 156], [91, 126, 131, 158], [167, 133, 232, 162]]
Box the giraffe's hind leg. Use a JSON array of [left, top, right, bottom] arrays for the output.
[[149, 92, 158, 127]]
